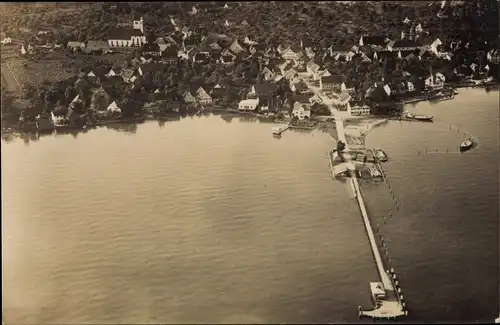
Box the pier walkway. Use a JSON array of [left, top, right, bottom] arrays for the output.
[[310, 80, 407, 319]]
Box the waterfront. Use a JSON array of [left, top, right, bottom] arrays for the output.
[[2, 88, 498, 323]]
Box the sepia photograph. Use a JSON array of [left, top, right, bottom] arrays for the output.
[[1, 1, 499, 324]]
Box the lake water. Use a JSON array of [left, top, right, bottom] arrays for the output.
[[2, 88, 498, 324]]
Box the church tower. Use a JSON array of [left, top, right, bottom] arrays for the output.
[[133, 16, 144, 33]]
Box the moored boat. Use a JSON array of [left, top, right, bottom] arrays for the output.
[[460, 139, 474, 152], [404, 112, 434, 122], [374, 148, 388, 162], [272, 127, 283, 135]]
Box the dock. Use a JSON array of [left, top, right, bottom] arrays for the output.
[[334, 118, 407, 319], [299, 77, 409, 319]]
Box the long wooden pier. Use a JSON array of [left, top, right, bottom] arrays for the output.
[[334, 118, 407, 319], [300, 75, 409, 319]]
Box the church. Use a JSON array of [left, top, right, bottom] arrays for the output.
[[107, 16, 147, 47]]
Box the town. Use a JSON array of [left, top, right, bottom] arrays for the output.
[[1, 1, 498, 135]]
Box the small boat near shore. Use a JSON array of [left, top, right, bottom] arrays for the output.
[[404, 112, 434, 122], [428, 91, 455, 102], [460, 139, 474, 152], [374, 148, 388, 162], [272, 127, 283, 135]]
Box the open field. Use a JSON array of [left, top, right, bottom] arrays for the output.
[[5, 50, 129, 89], [7, 54, 76, 89], [1, 62, 22, 93]]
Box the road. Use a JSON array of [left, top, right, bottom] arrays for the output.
[[1, 63, 22, 93]]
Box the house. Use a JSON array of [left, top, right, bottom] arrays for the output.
[[120, 68, 138, 83], [1, 37, 12, 45], [106, 67, 120, 77], [309, 94, 324, 105], [183, 90, 197, 105], [138, 63, 167, 77], [279, 103, 292, 118], [425, 72, 446, 90], [220, 52, 236, 65], [284, 67, 298, 81], [161, 46, 179, 63], [107, 17, 146, 47], [50, 111, 66, 125], [196, 87, 212, 105], [281, 44, 304, 61], [250, 83, 279, 97], [229, 39, 246, 54], [193, 51, 210, 64], [141, 42, 161, 57], [207, 41, 222, 51], [290, 80, 310, 94], [210, 84, 228, 103], [261, 66, 276, 81], [238, 98, 259, 111], [292, 102, 311, 120], [365, 84, 392, 103], [348, 100, 371, 116], [85, 40, 111, 53], [320, 75, 345, 92], [359, 35, 389, 50], [66, 41, 85, 50], [343, 80, 356, 94], [293, 94, 313, 106], [315, 69, 331, 81], [258, 97, 274, 113], [20, 43, 34, 55], [306, 61, 321, 77], [106, 101, 122, 115], [166, 101, 182, 113], [153, 38, 169, 52], [388, 39, 424, 52]]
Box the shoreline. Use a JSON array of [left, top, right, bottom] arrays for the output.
[[3, 83, 498, 139]]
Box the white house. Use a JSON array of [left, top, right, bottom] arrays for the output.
[[1, 37, 12, 45], [50, 111, 66, 125], [107, 101, 122, 114], [196, 87, 212, 105], [306, 61, 320, 78], [348, 101, 371, 116], [281, 46, 303, 61], [425, 73, 445, 90], [292, 102, 311, 120], [239, 98, 259, 111]]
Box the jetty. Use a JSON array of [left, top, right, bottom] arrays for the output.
[[327, 109, 408, 319], [340, 117, 407, 319], [272, 125, 289, 136], [299, 75, 408, 319]]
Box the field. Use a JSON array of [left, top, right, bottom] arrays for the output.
[[5, 50, 130, 89], [1, 62, 22, 93], [7, 53, 76, 89]]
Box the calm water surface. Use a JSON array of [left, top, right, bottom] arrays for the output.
[[3, 115, 376, 324], [2, 88, 498, 324], [364, 88, 499, 323]]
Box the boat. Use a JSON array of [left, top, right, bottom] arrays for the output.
[[404, 112, 434, 122], [272, 127, 283, 135], [374, 148, 388, 162], [460, 139, 474, 152], [428, 91, 454, 102]]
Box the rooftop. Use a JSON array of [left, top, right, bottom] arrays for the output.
[[107, 27, 144, 40], [321, 75, 345, 84]]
